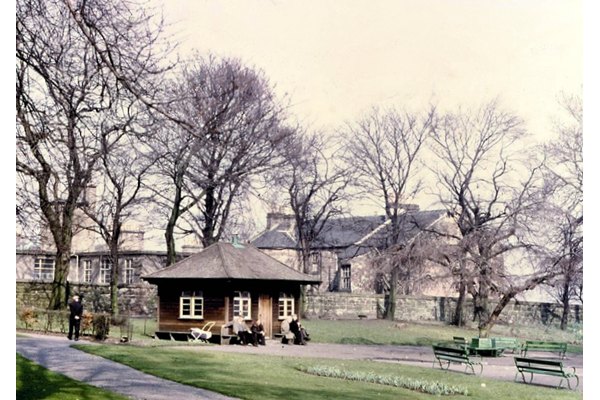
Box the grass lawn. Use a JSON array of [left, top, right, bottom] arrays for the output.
[[127, 317, 583, 354], [75, 344, 583, 400], [16, 353, 130, 400], [302, 319, 584, 354], [17, 318, 583, 399]]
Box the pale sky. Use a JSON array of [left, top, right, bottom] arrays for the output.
[[159, 0, 583, 138], [153, 0, 584, 226]]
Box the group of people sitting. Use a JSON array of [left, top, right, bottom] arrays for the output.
[[281, 314, 310, 345], [222, 314, 310, 346]]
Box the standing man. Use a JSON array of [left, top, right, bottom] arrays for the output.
[[68, 295, 83, 341]]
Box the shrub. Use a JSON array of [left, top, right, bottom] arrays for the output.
[[81, 311, 94, 335], [19, 308, 39, 330], [92, 314, 110, 341]]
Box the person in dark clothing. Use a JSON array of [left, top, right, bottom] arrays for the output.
[[67, 295, 83, 341], [290, 314, 307, 345], [251, 319, 266, 346]]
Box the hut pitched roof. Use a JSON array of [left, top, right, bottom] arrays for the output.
[[142, 241, 320, 284]]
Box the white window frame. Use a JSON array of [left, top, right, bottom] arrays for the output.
[[100, 259, 112, 284], [180, 291, 204, 319], [83, 260, 92, 283], [233, 291, 251, 319], [340, 264, 351, 291], [123, 259, 134, 284], [278, 293, 295, 320], [34, 257, 54, 280]]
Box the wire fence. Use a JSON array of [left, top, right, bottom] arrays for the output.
[[15, 306, 152, 342]]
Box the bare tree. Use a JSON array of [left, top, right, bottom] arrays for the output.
[[148, 55, 293, 264], [428, 99, 556, 336], [81, 125, 156, 315], [540, 92, 583, 329], [16, 0, 172, 309], [267, 130, 353, 313], [340, 105, 435, 319]]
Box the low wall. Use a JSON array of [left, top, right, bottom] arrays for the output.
[[16, 281, 157, 316], [17, 282, 583, 327], [305, 292, 583, 327]]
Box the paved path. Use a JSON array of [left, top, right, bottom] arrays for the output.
[[16, 332, 584, 398], [16, 333, 239, 400]]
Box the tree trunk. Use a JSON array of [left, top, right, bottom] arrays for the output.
[[165, 184, 183, 266], [48, 248, 71, 310], [453, 257, 467, 326], [109, 246, 120, 316], [560, 280, 570, 330]]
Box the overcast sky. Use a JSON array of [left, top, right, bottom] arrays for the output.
[[159, 0, 583, 139], [146, 0, 586, 238]]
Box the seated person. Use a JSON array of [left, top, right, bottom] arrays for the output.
[[251, 319, 266, 346], [223, 315, 251, 345], [280, 316, 295, 344], [290, 314, 307, 345]]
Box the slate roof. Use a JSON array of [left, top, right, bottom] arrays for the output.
[[142, 241, 321, 284], [252, 210, 447, 262]]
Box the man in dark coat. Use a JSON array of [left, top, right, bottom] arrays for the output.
[[251, 319, 266, 346], [68, 295, 83, 341], [290, 314, 306, 345]]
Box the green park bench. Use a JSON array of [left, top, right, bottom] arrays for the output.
[[453, 336, 469, 347], [468, 337, 504, 357], [521, 341, 567, 359], [432, 344, 483, 375], [514, 356, 579, 390], [491, 337, 520, 353]]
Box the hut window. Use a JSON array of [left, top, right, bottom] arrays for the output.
[[233, 291, 251, 319], [278, 293, 295, 319], [180, 291, 204, 319]]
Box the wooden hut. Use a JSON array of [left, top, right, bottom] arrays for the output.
[[142, 238, 321, 342]]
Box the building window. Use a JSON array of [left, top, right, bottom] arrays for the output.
[[34, 258, 54, 280], [233, 291, 251, 319], [278, 293, 295, 319], [180, 291, 204, 319], [83, 260, 92, 283], [123, 259, 134, 284], [100, 259, 112, 284], [310, 252, 321, 274], [340, 264, 351, 291]]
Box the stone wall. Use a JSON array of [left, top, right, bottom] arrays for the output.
[[17, 282, 583, 327], [16, 281, 157, 316], [305, 292, 583, 327]]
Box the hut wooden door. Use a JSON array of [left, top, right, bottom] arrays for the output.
[[258, 294, 273, 338]]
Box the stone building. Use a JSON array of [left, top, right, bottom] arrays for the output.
[[251, 206, 457, 297]]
